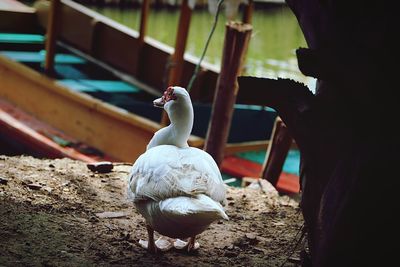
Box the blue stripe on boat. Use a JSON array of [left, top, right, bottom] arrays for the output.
[[0, 33, 44, 44], [0, 50, 85, 64], [58, 79, 141, 93]]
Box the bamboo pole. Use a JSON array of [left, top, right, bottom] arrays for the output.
[[261, 118, 293, 186], [161, 0, 192, 125], [138, 0, 150, 44], [44, 0, 61, 74], [204, 21, 252, 166]]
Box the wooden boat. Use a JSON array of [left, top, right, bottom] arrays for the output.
[[0, 0, 299, 193]]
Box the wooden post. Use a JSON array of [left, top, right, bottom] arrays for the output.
[[204, 21, 252, 166], [44, 0, 60, 75], [242, 0, 254, 24], [161, 0, 192, 125], [138, 0, 150, 45], [261, 117, 293, 186], [134, 0, 150, 76]]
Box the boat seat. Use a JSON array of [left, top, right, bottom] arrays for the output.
[[54, 65, 88, 80], [0, 33, 45, 51], [0, 33, 44, 44], [0, 50, 85, 64], [58, 79, 141, 93]]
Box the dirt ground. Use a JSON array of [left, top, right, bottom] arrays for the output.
[[0, 155, 304, 267]]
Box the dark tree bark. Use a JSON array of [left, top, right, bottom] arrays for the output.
[[239, 1, 399, 266]]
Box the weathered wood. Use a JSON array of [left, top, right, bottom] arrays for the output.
[[237, 76, 314, 152], [205, 22, 252, 166], [261, 117, 292, 186], [279, 0, 399, 266], [44, 0, 60, 74]]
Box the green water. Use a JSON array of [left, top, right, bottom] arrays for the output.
[[88, 5, 313, 86]]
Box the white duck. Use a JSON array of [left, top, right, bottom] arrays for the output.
[[128, 86, 228, 253]]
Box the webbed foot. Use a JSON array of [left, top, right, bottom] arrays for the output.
[[173, 236, 200, 252]]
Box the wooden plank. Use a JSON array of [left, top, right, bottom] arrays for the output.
[[221, 155, 262, 177], [0, 0, 34, 12], [224, 140, 269, 155], [0, 100, 98, 163]]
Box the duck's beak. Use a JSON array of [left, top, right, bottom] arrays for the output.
[[153, 97, 165, 108], [153, 86, 176, 108]]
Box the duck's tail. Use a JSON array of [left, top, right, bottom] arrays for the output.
[[160, 194, 229, 222]]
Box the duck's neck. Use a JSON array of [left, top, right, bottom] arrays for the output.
[[168, 101, 194, 147], [147, 100, 193, 150]]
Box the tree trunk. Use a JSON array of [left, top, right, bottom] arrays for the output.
[[239, 1, 399, 266]]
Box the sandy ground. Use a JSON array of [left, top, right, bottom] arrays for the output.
[[0, 155, 304, 266]]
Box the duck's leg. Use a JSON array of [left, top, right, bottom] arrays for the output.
[[187, 236, 197, 252], [146, 224, 157, 253]]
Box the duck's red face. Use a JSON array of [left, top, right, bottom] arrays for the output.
[[163, 86, 177, 102], [153, 86, 177, 108]]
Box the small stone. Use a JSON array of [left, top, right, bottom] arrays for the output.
[[87, 161, 114, 173], [226, 244, 234, 250], [42, 186, 53, 193], [0, 177, 8, 185], [95, 211, 128, 219], [88, 215, 99, 223], [26, 183, 42, 190], [245, 233, 257, 240], [224, 250, 239, 257]]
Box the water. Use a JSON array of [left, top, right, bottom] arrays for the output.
[[88, 4, 314, 87]]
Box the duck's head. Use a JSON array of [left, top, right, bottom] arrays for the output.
[[153, 86, 190, 110]]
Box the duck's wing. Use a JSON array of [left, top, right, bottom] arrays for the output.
[[182, 147, 226, 204], [127, 145, 226, 204]]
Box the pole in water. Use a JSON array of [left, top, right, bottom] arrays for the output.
[[44, 0, 61, 75], [204, 21, 253, 166]]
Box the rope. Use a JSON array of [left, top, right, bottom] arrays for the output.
[[187, 0, 225, 92]]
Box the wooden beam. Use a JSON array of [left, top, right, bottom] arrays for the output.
[[44, 0, 60, 74], [224, 140, 269, 155], [261, 117, 292, 186], [204, 21, 252, 166]]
